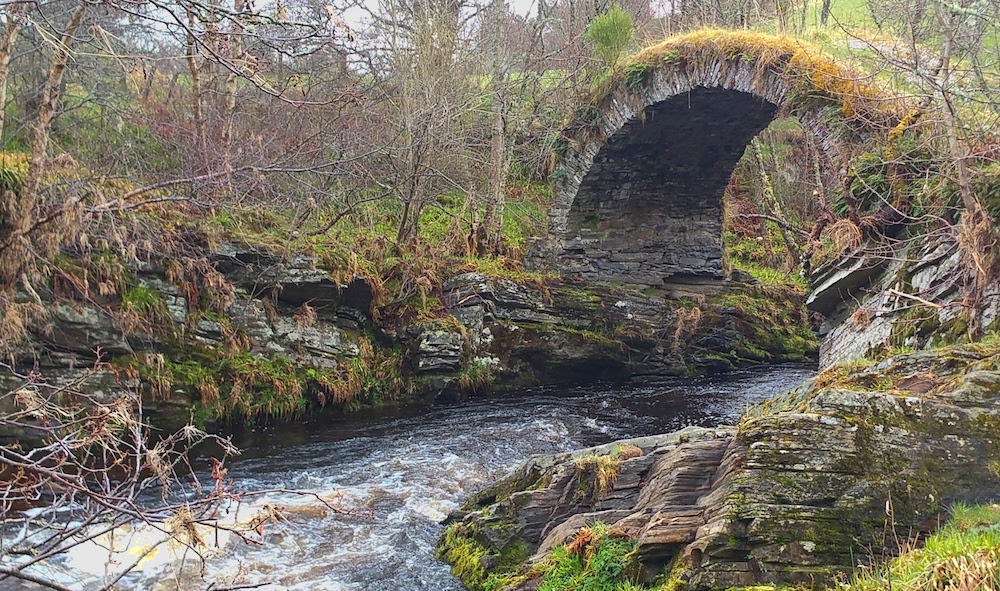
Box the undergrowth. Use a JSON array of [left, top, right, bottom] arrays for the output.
[[844, 503, 1000, 590]]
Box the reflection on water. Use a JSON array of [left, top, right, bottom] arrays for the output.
[[26, 365, 816, 590]]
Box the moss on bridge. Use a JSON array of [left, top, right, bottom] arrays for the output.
[[603, 29, 898, 125]]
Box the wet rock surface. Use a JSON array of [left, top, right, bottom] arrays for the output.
[[439, 345, 1000, 589]]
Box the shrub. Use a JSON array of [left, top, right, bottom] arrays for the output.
[[584, 5, 636, 69]]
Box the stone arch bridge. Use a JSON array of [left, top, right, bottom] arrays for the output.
[[527, 31, 898, 290]]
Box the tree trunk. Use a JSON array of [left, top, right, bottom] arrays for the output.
[[0, 2, 28, 141], [140, 64, 158, 102], [821, 0, 831, 26], [186, 10, 206, 157], [165, 71, 180, 102], [221, 0, 246, 149], [936, 23, 975, 214], [16, 2, 87, 237], [752, 138, 798, 272], [479, 90, 507, 256]]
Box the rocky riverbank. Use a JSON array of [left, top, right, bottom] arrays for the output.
[[437, 341, 1000, 590], [2, 242, 817, 431]]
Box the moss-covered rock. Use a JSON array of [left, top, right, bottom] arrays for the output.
[[438, 343, 1000, 590]]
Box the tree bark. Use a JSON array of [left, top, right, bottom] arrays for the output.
[[16, 2, 87, 237], [186, 10, 206, 157], [752, 138, 798, 272], [221, 0, 246, 149], [936, 18, 976, 214], [0, 1, 28, 141], [479, 90, 507, 256]]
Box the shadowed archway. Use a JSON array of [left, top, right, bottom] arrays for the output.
[[528, 31, 897, 290]]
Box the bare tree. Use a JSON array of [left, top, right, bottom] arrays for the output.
[[0, 360, 359, 590]]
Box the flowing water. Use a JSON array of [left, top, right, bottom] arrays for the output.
[[11, 365, 815, 591]]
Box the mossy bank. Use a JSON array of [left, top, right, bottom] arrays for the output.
[[2, 238, 818, 432]]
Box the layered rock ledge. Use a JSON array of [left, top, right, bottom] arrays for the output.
[[4, 243, 817, 430], [437, 343, 1000, 590]]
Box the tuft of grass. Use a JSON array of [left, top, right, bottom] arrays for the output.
[[0, 151, 29, 195], [574, 444, 644, 498], [121, 285, 169, 321], [532, 523, 636, 591], [457, 359, 494, 394]]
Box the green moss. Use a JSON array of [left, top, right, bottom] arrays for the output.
[[933, 311, 973, 347], [590, 30, 898, 138], [438, 526, 489, 590], [437, 524, 529, 591], [708, 283, 819, 364]]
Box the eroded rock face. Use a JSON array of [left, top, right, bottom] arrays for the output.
[[807, 232, 1000, 368], [439, 346, 1000, 590], [436, 272, 816, 390], [14, 248, 817, 420]]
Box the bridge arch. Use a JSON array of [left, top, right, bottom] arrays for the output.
[[529, 31, 898, 289]]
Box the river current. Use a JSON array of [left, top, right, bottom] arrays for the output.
[[16, 365, 815, 590]]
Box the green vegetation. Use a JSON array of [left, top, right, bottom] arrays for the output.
[[846, 503, 1000, 590], [443, 522, 641, 591], [573, 449, 627, 498], [584, 5, 636, 70], [120, 285, 171, 329], [724, 229, 808, 291], [200, 190, 550, 321], [0, 151, 28, 195], [709, 284, 818, 363], [118, 337, 411, 424], [437, 523, 528, 591], [534, 525, 634, 591]]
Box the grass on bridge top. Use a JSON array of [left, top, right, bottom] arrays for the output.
[[591, 28, 901, 127]]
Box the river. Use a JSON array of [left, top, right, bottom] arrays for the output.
[[16, 364, 815, 591]]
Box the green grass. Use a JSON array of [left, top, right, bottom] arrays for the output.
[[121, 285, 170, 323], [846, 502, 1000, 590], [724, 228, 808, 291], [535, 523, 637, 591]]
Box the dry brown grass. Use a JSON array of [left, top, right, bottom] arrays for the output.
[[851, 307, 873, 328], [617, 443, 643, 460], [672, 306, 703, 351], [293, 303, 317, 330], [829, 218, 863, 252], [0, 301, 48, 357]]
